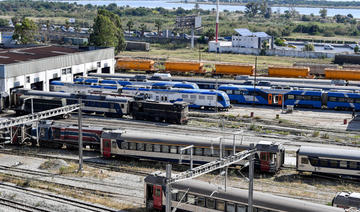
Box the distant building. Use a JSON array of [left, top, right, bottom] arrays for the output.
[[209, 28, 273, 53], [0, 46, 115, 95], [232, 28, 273, 49]]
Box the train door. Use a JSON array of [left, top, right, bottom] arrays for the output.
[[268, 94, 272, 105], [153, 185, 163, 210], [102, 139, 111, 158], [268, 94, 283, 106], [259, 152, 270, 172]]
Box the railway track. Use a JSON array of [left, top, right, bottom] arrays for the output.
[[0, 197, 52, 212], [0, 182, 119, 212]]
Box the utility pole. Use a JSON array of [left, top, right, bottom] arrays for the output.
[[165, 164, 172, 212], [248, 143, 254, 212], [78, 98, 83, 172], [252, 57, 257, 107]]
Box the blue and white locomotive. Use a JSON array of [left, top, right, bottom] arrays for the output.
[[120, 87, 231, 110]]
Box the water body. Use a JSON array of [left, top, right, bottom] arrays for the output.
[[50, 0, 360, 18]]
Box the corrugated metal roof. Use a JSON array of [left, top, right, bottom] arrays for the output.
[[234, 28, 270, 38], [0, 46, 81, 65], [234, 28, 253, 36]]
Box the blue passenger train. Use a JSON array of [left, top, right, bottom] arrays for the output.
[[218, 84, 360, 110]]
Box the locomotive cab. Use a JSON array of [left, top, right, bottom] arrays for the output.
[[255, 141, 285, 173]]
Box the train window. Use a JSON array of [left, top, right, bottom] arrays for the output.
[[165, 97, 168, 101], [172, 193, 177, 201], [121, 142, 129, 149], [303, 96, 311, 100], [329, 97, 337, 102], [216, 200, 225, 210], [137, 143, 145, 151], [237, 205, 247, 212], [196, 197, 206, 207], [170, 146, 177, 154], [182, 95, 188, 99], [121, 104, 124, 108], [155, 188, 161, 197], [301, 157, 309, 164], [199, 96, 205, 100], [234, 90, 241, 95], [204, 148, 212, 156], [349, 161, 357, 169], [320, 159, 328, 167], [161, 96, 164, 101], [212, 149, 220, 157], [129, 142, 137, 150], [226, 90, 233, 95], [347, 98, 354, 103], [339, 160, 347, 168], [312, 96, 321, 101], [145, 144, 153, 152], [309, 158, 319, 166], [53, 128, 61, 139], [329, 160, 338, 168], [162, 145, 169, 153], [217, 95, 224, 102], [195, 148, 203, 156], [187, 194, 196, 204], [190, 95, 196, 99], [207, 96, 214, 100], [226, 203, 236, 212], [154, 144, 161, 152], [178, 192, 187, 202], [287, 95, 294, 100], [206, 198, 215, 209], [156, 96, 160, 101], [295, 95, 303, 100], [338, 97, 345, 102]]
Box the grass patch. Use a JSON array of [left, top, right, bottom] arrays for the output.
[[321, 133, 330, 139], [312, 131, 320, 137]]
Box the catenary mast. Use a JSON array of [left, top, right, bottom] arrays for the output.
[[216, 0, 219, 42]]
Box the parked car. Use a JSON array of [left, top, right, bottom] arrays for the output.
[[324, 44, 335, 50]]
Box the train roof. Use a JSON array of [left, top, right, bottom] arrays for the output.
[[104, 130, 282, 150], [298, 146, 360, 161], [144, 175, 343, 212], [17, 89, 132, 102], [122, 87, 226, 95]]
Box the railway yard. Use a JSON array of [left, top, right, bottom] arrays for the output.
[[2, 50, 360, 211], [1, 98, 360, 211]]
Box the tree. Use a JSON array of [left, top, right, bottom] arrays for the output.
[[355, 45, 359, 53], [0, 18, 8, 27], [245, 2, 259, 18], [194, 3, 200, 11], [139, 23, 147, 36], [259, 0, 271, 19], [303, 43, 314, 51], [89, 9, 126, 53], [319, 8, 327, 18], [154, 19, 162, 37], [205, 28, 215, 41], [126, 19, 134, 33], [12, 17, 38, 44]]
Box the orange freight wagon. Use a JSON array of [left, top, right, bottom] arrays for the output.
[[268, 66, 310, 78], [164, 61, 205, 74], [215, 63, 254, 75], [325, 68, 360, 81], [116, 59, 155, 71]]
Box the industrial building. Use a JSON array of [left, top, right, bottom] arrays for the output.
[[0, 46, 115, 111], [209, 28, 273, 53]]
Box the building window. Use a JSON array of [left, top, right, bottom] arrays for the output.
[[62, 69, 66, 75], [26, 76, 30, 83], [97, 62, 101, 68], [66, 68, 72, 74]]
